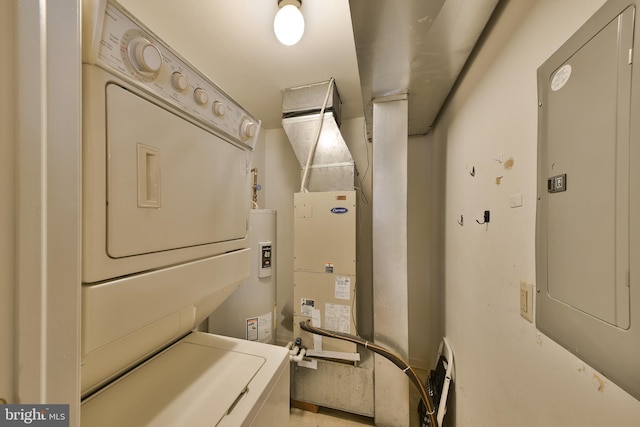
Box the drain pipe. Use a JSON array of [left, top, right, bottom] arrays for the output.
[[299, 77, 335, 193], [284, 340, 307, 362], [290, 348, 307, 362]]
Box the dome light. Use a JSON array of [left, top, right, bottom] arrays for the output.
[[274, 0, 304, 46]]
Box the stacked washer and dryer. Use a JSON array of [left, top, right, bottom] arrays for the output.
[[80, 1, 289, 425]]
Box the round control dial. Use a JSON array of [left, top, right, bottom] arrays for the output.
[[121, 30, 163, 82], [171, 72, 189, 92], [194, 88, 209, 105], [127, 37, 162, 73], [212, 101, 226, 117], [240, 118, 257, 140]]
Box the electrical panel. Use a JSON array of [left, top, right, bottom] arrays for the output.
[[536, 0, 640, 400], [293, 191, 357, 355]]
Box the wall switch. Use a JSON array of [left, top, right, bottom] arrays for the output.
[[520, 281, 533, 323], [510, 193, 523, 208]]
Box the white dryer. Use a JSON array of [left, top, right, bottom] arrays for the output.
[[80, 1, 289, 425]]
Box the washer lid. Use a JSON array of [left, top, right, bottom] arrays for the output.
[[81, 339, 265, 426]]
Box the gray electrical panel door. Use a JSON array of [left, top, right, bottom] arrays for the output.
[[544, 7, 632, 328], [537, 0, 640, 401]]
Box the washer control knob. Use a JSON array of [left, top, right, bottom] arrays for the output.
[[127, 38, 162, 73], [171, 72, 189, 92], [241, 119, 257, 139], [212, 101, 226, 117], [194, 88, 209, 105]]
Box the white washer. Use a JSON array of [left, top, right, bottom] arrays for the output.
[[81, 333, 289, 427], [80, 1, 288, 425]]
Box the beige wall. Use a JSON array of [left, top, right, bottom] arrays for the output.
[[431, 0, 640, 424], [408, 135, 446, 369], [0, 0, 16, 405]]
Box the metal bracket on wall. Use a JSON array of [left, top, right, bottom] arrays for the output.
[[476, 210, 490, 225]]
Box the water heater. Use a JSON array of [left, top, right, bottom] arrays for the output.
[[208, 209, 277, 344]]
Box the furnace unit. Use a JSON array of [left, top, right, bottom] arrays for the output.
[[283, 81, 374, 416], [293, 191, 357, 357]]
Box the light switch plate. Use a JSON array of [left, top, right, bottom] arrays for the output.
[[510, 193, 523, 208], [520, 281, 533, 323]]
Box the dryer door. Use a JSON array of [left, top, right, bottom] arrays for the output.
[[106, 83, 249, 258]]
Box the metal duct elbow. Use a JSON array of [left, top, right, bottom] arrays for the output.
[[282, 80, 355, 192]]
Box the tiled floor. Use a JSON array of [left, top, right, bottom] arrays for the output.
[[289, 407, 375, 427]]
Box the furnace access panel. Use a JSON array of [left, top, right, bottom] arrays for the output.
[[536, 0, 640, 401], [293, 191, 357, 355]]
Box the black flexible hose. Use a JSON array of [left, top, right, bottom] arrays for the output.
[[299, 320, 438, 426]]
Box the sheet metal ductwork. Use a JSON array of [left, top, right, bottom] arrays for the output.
[[282, 80, 355, 192], [349, 0, 500, 139]]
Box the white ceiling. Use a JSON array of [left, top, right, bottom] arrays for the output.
[[118, 0, 364, 130]]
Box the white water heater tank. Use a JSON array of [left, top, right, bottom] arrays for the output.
[[208, 209, 277, 344]]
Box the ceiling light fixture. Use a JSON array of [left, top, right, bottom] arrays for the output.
[[274, 0, 304, 46]]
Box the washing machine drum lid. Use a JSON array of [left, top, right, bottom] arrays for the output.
[[81, 340, 265, 426]]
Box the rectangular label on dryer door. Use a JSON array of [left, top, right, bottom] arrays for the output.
[[106, 84, 249, 258]]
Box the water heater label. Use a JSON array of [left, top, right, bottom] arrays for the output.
[[331, 207, 349, 214], [246, 311, 272, 343]]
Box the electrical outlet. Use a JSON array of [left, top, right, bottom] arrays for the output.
[[520, 281, 533, 323]]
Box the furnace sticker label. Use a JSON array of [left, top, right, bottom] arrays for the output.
[[551, 64, 571, 91], [300, 298, 315, 316], [325, 303, 351, 334], [335, 276, 351, 300]]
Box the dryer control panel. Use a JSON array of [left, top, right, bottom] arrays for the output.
[[90, 0, 260, 150]]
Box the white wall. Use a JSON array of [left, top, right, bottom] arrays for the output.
[[431, 0, 640, 425], [408, 135, 445, 369], [264, 127, 301, 345], [250, 130, 267, 209]]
